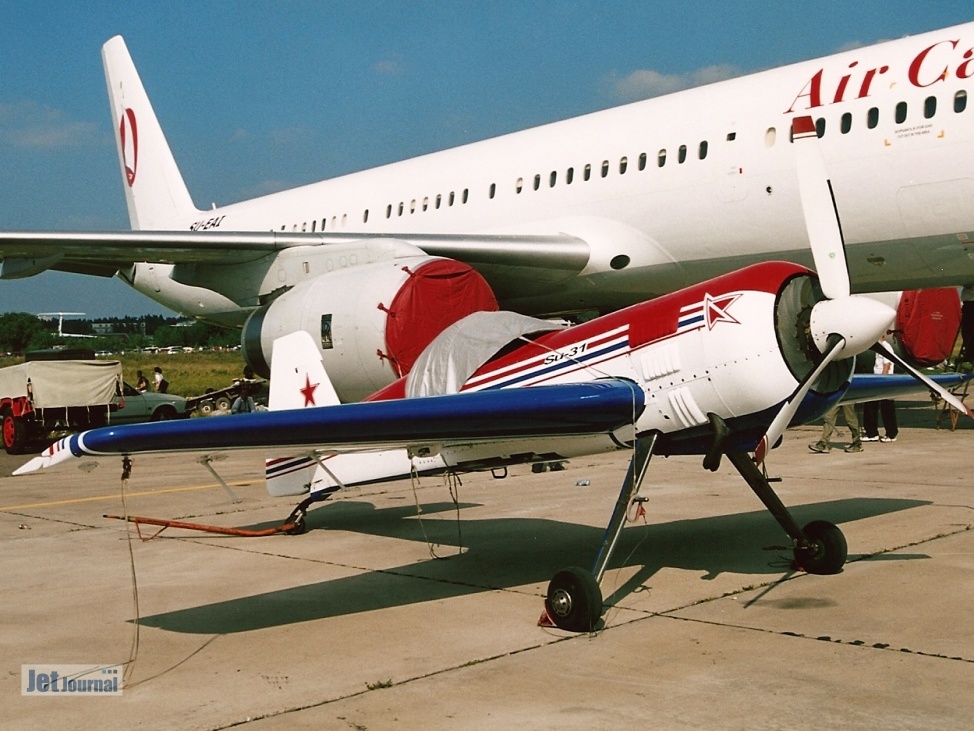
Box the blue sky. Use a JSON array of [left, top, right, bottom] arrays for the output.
[[1, 1, 972, 318]]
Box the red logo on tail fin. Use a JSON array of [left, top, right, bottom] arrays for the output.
[[119, 108, 138, 187]]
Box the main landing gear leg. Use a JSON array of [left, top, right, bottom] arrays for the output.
[[543, 433, 658, 632], [724, 450, 847, 575]]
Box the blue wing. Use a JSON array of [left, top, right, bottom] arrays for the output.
[[840, 372, 971, 405], [16, 379, 645, 474]]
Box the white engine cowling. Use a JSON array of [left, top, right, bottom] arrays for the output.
[[242, 256, 497, 402]]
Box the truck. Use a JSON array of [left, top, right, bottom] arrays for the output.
[[0, 357, 123, 454]]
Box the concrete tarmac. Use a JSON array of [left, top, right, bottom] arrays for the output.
[[1, 400, 971, 729]]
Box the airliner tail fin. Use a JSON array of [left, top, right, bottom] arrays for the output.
[[102, 36, 199, 230]]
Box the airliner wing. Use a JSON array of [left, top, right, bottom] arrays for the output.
[[14, 379, 644, 475], [0, 230, 589, 284]]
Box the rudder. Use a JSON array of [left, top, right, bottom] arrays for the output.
[[102, 36, 199, 230]]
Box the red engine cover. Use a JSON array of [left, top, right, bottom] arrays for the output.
[[384, 259, 498, 376], [896, 288, 961, 366]]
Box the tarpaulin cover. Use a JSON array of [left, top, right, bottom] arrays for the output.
[[896, 288, 961, 366], [406, 311, 567, 398], [384, 259, 498, 377], [0, 360, 121, 408]]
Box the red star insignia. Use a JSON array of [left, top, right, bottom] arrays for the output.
[[299, 374, 319, 407], [703, 292, 741, 329]]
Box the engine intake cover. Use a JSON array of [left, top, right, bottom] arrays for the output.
[[242, 256, 497, 402]]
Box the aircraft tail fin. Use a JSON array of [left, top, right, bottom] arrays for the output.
[[102, 36, 200, 230], [265, 332, 338, 497], [263, 331, 439, 497]]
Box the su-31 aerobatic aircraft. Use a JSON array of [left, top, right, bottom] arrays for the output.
[[2, 24, 974, 402], [17, 119, 971, 632]]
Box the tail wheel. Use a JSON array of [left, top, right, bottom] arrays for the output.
[[3, 412, 28, 455], [545, 567, 602, 632], [794, 520, 847, 575]]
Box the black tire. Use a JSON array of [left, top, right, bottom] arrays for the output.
[[2, 411, 28, 455], [216, 397, 232, 411], [545, 567, 602, 632], [151, 405, 178, 422], [794, 520, 847, 575]]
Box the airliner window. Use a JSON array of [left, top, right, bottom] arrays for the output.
[[867, 107, 879, 129], [895, 101, 907, 124], [321, 315, 333, 350], [815, 118, 825, 138], [386, 204, 392, 219], [566, 167, 574, 184], [658, 149, 667, 167], [678, 145, 687, 164], [449, 192, 455, 206], [584, 164, 592, 181], [488, 184, 496, 199], [698, 141, 708, 159], [638, 152, 647, 170], [534, 174, 541, 191], [954, 90, 967, 113], [764, 127, 776, 147], [423, 196, 429, 210], [435, 194, 442, 208], [363, 209, 369, 223], [311, 220, 316, 232], [398, 202, 404, 216], [840, 113, 852, 134], [924, 96, 937, 119], [601, 160, 609, 177], [549, 171, 557, 187], [462, 189, 469, 204], [516, 178, 523, 193], [619, 157, 628, 174]]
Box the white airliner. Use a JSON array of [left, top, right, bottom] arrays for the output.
[[2, 23, 973, 401]]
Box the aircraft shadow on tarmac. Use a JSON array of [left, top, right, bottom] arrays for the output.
[[136, 496, 929, 634]]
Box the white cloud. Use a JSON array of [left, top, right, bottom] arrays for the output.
[[372, 53, 406, 76], [269, 126, 317, 147], [0, 101, 100, 149], [605, 64, 743, 101]]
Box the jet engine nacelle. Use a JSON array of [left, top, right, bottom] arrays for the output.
[[242, 256, 497, 402]]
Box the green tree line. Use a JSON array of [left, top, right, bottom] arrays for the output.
[[0, 313, 238, 355]]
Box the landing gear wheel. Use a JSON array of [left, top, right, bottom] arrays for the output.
[[794, 520, 847, 575], [545, 567, 602, 632]]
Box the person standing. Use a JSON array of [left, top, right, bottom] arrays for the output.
[[153, 366, 169, 393], [810, 402, 863, 453], [863, 346, 898, 442], [962, 286, 974, 363]]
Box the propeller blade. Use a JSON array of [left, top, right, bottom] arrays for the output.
[[872, 341, 973, 419], [755, 334, 846, 465], [793, 116, 850, 300]]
